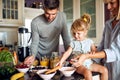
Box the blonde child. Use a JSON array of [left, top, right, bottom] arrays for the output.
[[58, 13, 108, 80]]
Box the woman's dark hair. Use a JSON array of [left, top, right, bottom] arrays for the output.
[[43, 0, 60, 9]]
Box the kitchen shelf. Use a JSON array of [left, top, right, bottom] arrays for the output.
[[0, 0, 24, 27]]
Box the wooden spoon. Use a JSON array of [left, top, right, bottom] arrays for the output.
[[45, 65, 61, 74]]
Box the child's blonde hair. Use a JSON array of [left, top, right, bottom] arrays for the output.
[[71, 13, 91, 37]]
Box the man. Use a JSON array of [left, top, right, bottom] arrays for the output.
[[71, 0, 120, 80], [24, 0, 70, 65]]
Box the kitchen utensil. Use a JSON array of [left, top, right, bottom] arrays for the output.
[[18, 27, 31, 62], [45, 65, 61, 74]]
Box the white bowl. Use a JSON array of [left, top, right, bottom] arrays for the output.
[[59, 67, 76, 77], [36, 69, 47, 74], [37, 69, 56, 80], [16, 68, 29, 73]]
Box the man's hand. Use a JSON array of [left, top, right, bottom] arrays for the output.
[[24, 55, 35, 66]]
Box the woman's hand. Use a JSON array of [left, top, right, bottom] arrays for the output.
[[24, 55, 35, 66], [89, 51, 96, 54]]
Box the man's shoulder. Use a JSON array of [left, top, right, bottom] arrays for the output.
[[31, 15, 46, 28], [58, 11, 65, 14], [58, 12, 66, 17], [32, 15, 44, 23], [57, 12, 66, 22]]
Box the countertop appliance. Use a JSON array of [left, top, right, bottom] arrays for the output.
[[18, 27, 31, 62], [0, 32, 7, 47]]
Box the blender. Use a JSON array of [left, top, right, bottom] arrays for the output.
[[18, 27, 30, 62]]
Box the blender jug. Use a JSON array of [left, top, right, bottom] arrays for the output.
[[18, 27, 30, 62]]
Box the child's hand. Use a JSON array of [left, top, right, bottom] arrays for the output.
[[70, 59, 78, 63], [56, 61, 63, 67], [69, 58, 79, 67], [69, 60, 81, 67], [56, 62, 60, 66]]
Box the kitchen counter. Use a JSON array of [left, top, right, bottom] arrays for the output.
[[25, 71, 100, 80]]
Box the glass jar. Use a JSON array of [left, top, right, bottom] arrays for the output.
[[40, 56, 49, 67], [50, 52, 60, 69]]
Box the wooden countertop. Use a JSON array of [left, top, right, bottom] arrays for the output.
[[24, 71, 100, 80]]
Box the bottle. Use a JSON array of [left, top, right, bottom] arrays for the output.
[[31, 2, 36, 8]]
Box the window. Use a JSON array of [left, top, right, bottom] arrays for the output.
[[80, 0, 96, 38], [63, 0, 73, 38], [2, 0, 18, 19]]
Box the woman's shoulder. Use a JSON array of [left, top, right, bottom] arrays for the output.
[[105, 18, 114, 26]]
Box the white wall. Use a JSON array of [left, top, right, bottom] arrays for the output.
[[24, 7, 44, 31], [0, 27, 18, 45]]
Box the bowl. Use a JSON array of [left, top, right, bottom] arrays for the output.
[[15, 64, 29, 73], [37, 69, 56, 80], [59, 67, 76, 77], [30, 65, 47, 73], [16, 68, 29, 73]]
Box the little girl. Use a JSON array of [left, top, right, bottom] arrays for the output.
[[58, 13, 108, 80]]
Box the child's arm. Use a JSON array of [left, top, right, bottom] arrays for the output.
[[70, 44, 97, 67], [58, 46, 73, 66]]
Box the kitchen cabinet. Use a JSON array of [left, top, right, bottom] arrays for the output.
[[0, 0, 24, 27], [61, 0, 104, 45]]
